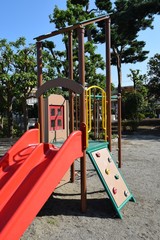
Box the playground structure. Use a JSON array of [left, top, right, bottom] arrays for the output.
[[0, 15, 135, 240], [35, 15, 112, 214], [43, 93, 69, 143], [85, 85, 107, 143]]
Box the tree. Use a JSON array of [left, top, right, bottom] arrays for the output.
[[0, 38, 37, 136], [12, 43, 37, 131], [127, 69, 147, 95], [94, 0, 160, 92], [147, 53, 160, 101], [48, 0, 106, 88], [123, 91, 145, 121], [0, 38, 20, 137], [123, 69, 148, 120]]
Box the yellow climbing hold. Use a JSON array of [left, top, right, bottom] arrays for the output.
[[105, 168, 110, 175]]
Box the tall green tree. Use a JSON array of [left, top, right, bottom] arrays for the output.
[[123, 69, 148, 120], [147, 53, 160, 101], [13, 43, 37, 131], [94, 0, 160, 92], [48, 0, 106, 88], [127, 69, 147, 94], [123, 91, 145, 121], [0, 38, 37, 136], [0, 38, 21, 136]]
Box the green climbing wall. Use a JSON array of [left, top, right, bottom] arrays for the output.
[[87, 142, 135, 218]]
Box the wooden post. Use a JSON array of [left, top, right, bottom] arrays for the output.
[[118, 93, 122, 168], [105, 18, 112, 151], [78, 26, 87, 213], [36, 41, 44, 142], [68, 31, 75, 182]]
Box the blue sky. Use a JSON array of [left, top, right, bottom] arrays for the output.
[[0, 0, 159, 86]]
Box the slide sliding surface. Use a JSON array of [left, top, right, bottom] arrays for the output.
[[0, 129, 39, 170], [0, 130, 83, 240]]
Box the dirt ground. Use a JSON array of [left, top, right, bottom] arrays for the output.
[[19, 127, 160, 240]]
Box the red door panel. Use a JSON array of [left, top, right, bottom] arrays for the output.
[[49, 105, 64, 130]]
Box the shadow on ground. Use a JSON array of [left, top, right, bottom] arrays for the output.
[[122, 126, 160, 141], [38, 192, 117, 219]]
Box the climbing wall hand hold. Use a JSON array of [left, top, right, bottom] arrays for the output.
[[96, 152, 101, 157], [115, 174, 119, 180], [105, 168, 110, 175], [124, 190, 128, 197], [113, 187, 117, 195], [108, 157, 112, 163]]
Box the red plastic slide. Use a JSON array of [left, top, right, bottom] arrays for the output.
[[0, 129, 83, 240]]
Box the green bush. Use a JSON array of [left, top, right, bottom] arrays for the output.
[[123, 92, 145, 121]]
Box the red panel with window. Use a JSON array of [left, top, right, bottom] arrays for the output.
[[49, 105, 64, 130]]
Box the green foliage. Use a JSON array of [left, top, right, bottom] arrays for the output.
[[42, 40, 67, 81], [13, 46, 37, 97], [147, 53, 160, 101], [71, 0, 89, 7], [122, 91, 145, 120], [127, 69, 148, 101], [122, 68, 150, 121], [93, 0, 160, 90], [0, 38, 37, 136], [48, 0, 106, 88], [50, 0, 95, 27], [95, 0, 112, 12], [123, 66, 159, 120]]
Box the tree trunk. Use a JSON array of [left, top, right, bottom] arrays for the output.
[[117, 54, 122, 94], [7, 93, 13, 138], [22, 99, 28, 132]]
